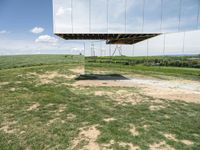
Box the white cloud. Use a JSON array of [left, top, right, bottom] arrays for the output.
[[0, 30, 9, 34], [35, 35, 58, 44], [56, 7, 66, 16], [53, 0, 199, 33], [30, 27, 44, 34], [0, 30, 199, 56], [0, 36, 83, 55]]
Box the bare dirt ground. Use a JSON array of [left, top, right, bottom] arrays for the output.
[[27, 71, 76, 85], [73, 75, 200, 104], [69, 67, 85, 74], [69, 125, 100, 150]]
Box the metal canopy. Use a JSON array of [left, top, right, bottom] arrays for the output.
[[56, 33, 161, 44]]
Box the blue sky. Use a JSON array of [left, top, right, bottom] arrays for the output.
[[0, 0, 82, 55], [53, 0, 200, 33], [0, 0, 52, 36], [0, 0, 200, 56]]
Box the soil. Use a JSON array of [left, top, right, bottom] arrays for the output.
[[163, 133, 193, 146], [27, 103, 40, 111], [73, 75, 200, 104], [69, 125, 100, 150], [103, 118, 116, 122], [69, 67, 85, 74], [0, 121, 17, 134], [28, 71, 76, 85], [129, 124, 139, 136], [149, 141, 175, 150]]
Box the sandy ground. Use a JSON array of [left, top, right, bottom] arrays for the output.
[[69, 67, 85, 74], [73, 75, 200, 104]]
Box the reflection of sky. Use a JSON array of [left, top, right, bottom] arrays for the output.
[[83, 30, 200, 56], [53, 0, 200, 33], [0, 0, 200, 56]]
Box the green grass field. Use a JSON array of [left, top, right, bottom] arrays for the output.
[[0, 55, 84, 70], [0, 55, 200, 150], [86, 55, 200, 80], [86, 55, 200, 68]]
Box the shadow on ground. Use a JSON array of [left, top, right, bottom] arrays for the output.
[[75, 74, 129, 80]]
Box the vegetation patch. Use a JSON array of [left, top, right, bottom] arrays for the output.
[[0, 55, 199, 150]]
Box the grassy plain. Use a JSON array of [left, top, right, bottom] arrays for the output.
[[0, 55, 200, 150]]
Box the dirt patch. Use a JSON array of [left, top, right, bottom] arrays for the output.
[[47, 118, 59, 126], [15, 81, 22, 84], [103, 118, 116, 122], [67, 113, 76, 120], [48, 118, 66, 126], [54, 104, 67, 116], [151, 99, 165, 104], [45, 103, 54, 107], [129, 124, 139, 136], [28, 71, 75, 85], [47, 112, 74, 126], [96, 89, 143, 106], [40, 71, 73, 79], [149, 105, 166, 111], [164, 133, 193, 146], [27, 103, 40, 111], [73, 77, 200, 104], [60, 83, 72, 86], [10, 88, 16, 92], [164, 133, 178, 142], [164, 115, 170, 119], [119, 142, 140, 150], [0, 121, 17, 134], [101, 140, 115, 149], [149, 141, 175, 150], [58, 104, 66, 113], [0, 125, 16, 134], [114, 90, 143, 105], [20, 131, 26, 134], [73, 80, 136, 88], [69, 67, 85, 74], [181, 140, 193, 146], [39, 78, 53, 84], [143, 124, 150, 130], [143, 86, 200, 104], [39, 71, 75, 84], [101, 140, 140, 150], [95, 91, 113, 96], [0, 82, 9, 86], [94, 90, 143, 105], [69, 125, 100, 150]]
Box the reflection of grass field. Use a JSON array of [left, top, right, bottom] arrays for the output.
[[86, 56, 200, 68], [0, 55, 200, 150], [85, 56, 200, 80], [85, 63, 200, 81]]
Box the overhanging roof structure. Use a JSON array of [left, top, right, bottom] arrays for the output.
[[53, 0, 198, 45], [56, 33, 160, 45]]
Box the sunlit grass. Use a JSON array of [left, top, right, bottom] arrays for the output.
[[0, 55, 199, 150]]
